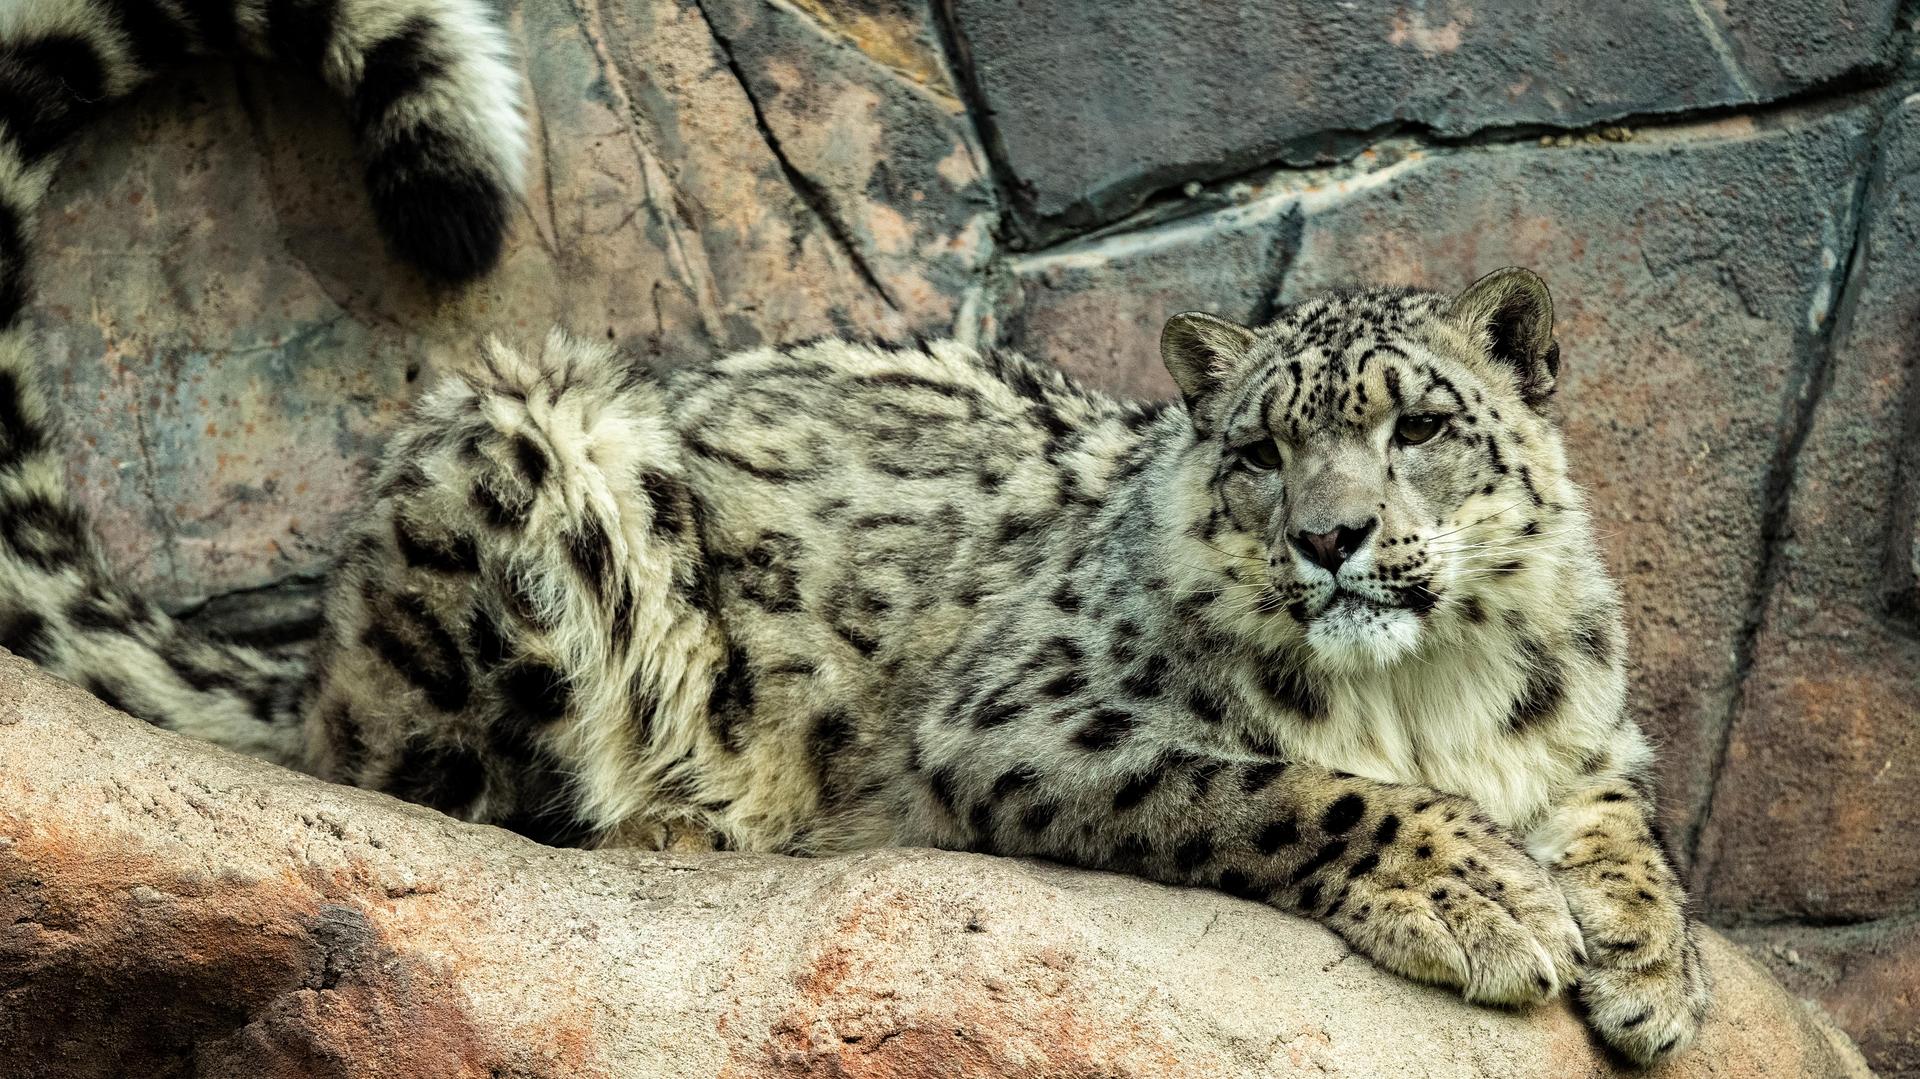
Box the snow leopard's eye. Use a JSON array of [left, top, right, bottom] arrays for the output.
[[1394, 414, 1447, 446], [1237, 439, 1282, 470]]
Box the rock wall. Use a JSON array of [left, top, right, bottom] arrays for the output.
[[22, 1, 1920, 1072]]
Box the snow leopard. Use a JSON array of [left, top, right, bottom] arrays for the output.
[[0, 0, 1708, 1064]]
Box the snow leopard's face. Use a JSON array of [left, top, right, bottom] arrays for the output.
[[1163, 269, 1571, 672]]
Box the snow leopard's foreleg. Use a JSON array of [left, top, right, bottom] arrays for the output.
[[1528, 779, 1709, 1064], [911, 700, 1587, 1007]]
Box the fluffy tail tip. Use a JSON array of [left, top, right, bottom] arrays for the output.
[[367, 166, 512, 283]]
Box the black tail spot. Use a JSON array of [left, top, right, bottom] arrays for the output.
[[265, 0, 338, 74], [0, 201, 26, 326], [350, 18, 443, 131], [363, 126, 509, 283], [0, 494, 91, 571], [0, 608, 51, 662], [0, 37, 109, 163], [0, 365, 49, 467], [102, 0, 194, 74]]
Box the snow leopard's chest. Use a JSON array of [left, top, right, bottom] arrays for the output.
[[1227, 656, 1619, 831]]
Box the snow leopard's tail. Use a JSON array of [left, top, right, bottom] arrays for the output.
[[0, 0, 526, 299], [0, 349, 310, 762], [0, 0, 527, 763], [0, 322, 315, 763]]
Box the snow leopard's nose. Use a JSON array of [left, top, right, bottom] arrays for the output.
[[1291, 519, 1377, 574]]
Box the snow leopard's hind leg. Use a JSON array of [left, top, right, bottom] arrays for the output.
[[305, 332, 729, 845]]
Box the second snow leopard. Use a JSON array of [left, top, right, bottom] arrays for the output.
[[0, 0, 1708, 1063]]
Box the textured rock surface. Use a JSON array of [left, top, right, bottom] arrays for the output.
[[944, 0, 1904, 239], [1734, 914, 1920, 1079], [1694, 93, 1920, 923], [0, 654, 1875, 1079]]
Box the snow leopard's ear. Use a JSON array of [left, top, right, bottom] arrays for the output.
[[1448, 267, 1560, 409], [1161, 312, 1256, 430]]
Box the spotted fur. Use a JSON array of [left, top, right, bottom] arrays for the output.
[[0, 7, 1706, 1065]]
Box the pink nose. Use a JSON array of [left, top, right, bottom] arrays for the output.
[[1291, 520, 1376, 573]]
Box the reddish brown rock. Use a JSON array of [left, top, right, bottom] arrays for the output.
[[0, 653, 1874, 1078], [1003, 109, 1876, 847], [696, 0, 997, 319], [1732, 915, 1920, 1079], [1693, 94, 1920, 923]]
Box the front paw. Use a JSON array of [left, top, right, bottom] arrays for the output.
[[1578, 930, 1710, 1066], [1334, 801, 1583, 1006]]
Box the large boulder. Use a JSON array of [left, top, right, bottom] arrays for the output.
[[0, 653, 1871, 1078]]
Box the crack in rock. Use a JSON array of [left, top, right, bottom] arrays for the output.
[[690, 0, 902, 314]]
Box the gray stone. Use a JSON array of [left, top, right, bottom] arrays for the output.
[[999, 107, 1876, 850], [1694, 93, 1920, 923], [944, 0, 1901, 240], [0, 652, 1874, 1078]]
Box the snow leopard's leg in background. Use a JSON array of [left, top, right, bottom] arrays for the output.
[[0, 0, 526, 290], [305, 332, 728, 844], [1529, 780, 1709, 1064]]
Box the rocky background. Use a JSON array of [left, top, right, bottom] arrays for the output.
[[22, 0, 1920, 1072]]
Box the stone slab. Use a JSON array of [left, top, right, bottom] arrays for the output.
[[946, 0, 1901, 239]]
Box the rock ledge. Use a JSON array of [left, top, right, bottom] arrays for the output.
[[0, 654, 1872, 1078]]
